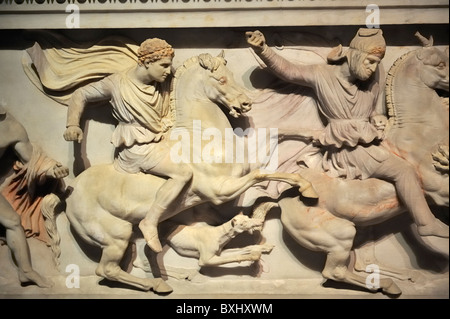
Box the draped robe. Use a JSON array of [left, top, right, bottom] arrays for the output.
[[257, 47, 389, 179]]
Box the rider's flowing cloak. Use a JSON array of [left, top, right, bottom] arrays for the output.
[[1, 146, 64, 245], [241, 82, 325, 202], [22, 31, 140, 105]]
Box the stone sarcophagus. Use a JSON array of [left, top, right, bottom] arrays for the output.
[[0, 0, 448, 302]]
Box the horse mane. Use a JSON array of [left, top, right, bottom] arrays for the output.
[[384, 49, 418, 129], [168, 55, 202, 123], [168, 53, 224, 123]]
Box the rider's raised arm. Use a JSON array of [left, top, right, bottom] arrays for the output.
[[66, 78, 114, 129], [257, 46, 317, 88]]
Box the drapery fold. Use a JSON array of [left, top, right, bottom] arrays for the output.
[[22, 31, 140, 105], [1, 146, 64, 245]]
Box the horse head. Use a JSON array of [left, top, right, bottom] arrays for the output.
[[198, 51, 252, 118], [415, 32, 449, 92]]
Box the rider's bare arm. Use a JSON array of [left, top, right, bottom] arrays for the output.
[[246, 30, 316, 88], [65, 78, 114, 143]]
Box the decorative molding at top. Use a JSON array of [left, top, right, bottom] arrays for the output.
[[0, 0, 448, 29]]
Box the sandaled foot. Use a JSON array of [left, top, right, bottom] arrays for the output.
[[139, 220, 163, 253], [19, 270, 53, 288], [418, 220, 449, 238]]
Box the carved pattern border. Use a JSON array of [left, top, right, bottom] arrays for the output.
[[0, 0, 448, 29]]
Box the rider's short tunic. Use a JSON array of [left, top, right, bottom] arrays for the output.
[[74, 70, 173, 174]]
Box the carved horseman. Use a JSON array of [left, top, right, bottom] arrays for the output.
[[246, 28, 448, 239], [62, 38, 194, 253]]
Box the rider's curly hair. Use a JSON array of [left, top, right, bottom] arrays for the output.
[[137, 38, 175, 66]]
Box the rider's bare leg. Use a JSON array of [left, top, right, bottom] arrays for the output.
[[139, 163, 193, 253], [372, 155, 449, 238], [0, 195, 53, 287]]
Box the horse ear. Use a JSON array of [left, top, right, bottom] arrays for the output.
[[217, 50, 225, 59], [217, 50, 227, 65], [415, 31, 433, 47]]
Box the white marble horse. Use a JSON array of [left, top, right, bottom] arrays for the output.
[[42, 52, 317, 293], [384, 32, 449, 206]]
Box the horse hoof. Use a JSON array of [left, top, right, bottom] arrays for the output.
[[153, 279, 173, 294], [382, 280, 402, 296], [299, 186, 319, 199]]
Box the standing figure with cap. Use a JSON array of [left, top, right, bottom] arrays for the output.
[[63, 38, 194, 253], [246, 28, 448, 238]]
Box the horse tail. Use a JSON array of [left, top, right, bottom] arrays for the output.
[[251, 201, 279, 231], [41, 192, 65, 267]]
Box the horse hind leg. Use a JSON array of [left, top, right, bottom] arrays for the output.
[[354, 230, 424, 283], [323, 247, 402, 297], [95, 219, 172, 294], [279, 198, 401, 296], [320, 228, 402, 297]]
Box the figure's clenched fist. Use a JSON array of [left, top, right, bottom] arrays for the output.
[[246, 30, 267, 53], [47, 162, 69, 179], [63, 125, 83, 143]]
